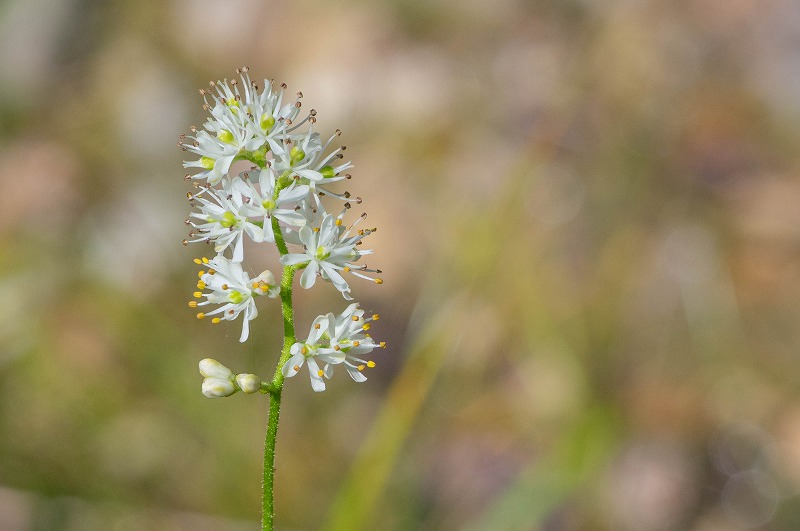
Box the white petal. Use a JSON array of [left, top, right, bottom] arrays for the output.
[[300, 261, 319, 289], [282, 352, 305, 377], [345, 364, 368, 383]]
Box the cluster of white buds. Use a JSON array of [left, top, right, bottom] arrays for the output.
[[199, 358, 264, 398], [182, 68, 385, 393]]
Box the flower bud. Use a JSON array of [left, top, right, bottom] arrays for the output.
[[202, 377, 237, 398], [199, 358, 234, 380], [236, 374, 261, 394]]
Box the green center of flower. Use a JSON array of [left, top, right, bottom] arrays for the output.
[[220, 211, 238, 228], [315, 246, 330, 260], [225, 97, 239, 108], [320, 165, 336, 179], [290, 146, 305, 165], [200, 156, 215, 170], [260, 115, 275, 132], [228, 291, 244, 304], [261, 199, 276, 211], [217, 129, 234, 144]]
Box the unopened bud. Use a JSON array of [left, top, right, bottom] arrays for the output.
[[202, 377, 237, 398], [236, 374, 261, 394], [199, 358, 234, 380]]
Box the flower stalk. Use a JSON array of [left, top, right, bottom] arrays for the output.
[[180, 68, 386, 529]]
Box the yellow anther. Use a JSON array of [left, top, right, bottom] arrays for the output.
[[352, 316, 360, 321], [196, 312, 205, 319], [313, 227, 320, 232], [372, 314, 380, 320], [314, 323, 321, 329], [252, 282, 259, 289], [367, 361, 376, 368], [335, 219, 343, 226], [293, 365, 300, 372], [193, 258, 202, 265], [357, 365, 365, 371], [343, 266, 350, 273], [221, 284, 228, 290], [363, 323, 371, 330], [197, 281, 206, 289], [317, 370, 324, 377], [301, 346, 308, 355], [188, 301, 198, 308], [353, 341, 360, 347], [379, 342, 386, 348], [193, 291, 202, 298], [334, 345, 341, 351], [202, 257, 209, 264], [208, 269, 216, 275], [212, 317, 221, 324], [374, 278, 384, 285], [198, 270, 205, 278]]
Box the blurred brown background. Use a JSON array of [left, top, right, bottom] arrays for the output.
[[2, 0, 800, 529]]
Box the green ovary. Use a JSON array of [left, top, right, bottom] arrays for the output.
[[228, 291, 244, 304], [221, 211, 238, 228], [262, 199, 276, 211], [290, 146, 305, 165], [320, 165, 336, 179], [260, 115, 275, 131], [315, 246, 330, 260], [217, 129, 234, 143], [200, 156, 215, 170]]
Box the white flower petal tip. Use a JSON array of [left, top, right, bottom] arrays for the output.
[[202, 377, 237, 398], [236, 373, 262, 394], [199, 358, 234, 379]]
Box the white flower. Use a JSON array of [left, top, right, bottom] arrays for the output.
[[181, 68, 311, 184], [271, 129, 353, 201], [281, 305, 385, 392], [189, 255, 279, 342], [281, 314, 344, 392], [186, 180, 263, 262], [280, 209, 382, 299], [236, 167, 309, 235]]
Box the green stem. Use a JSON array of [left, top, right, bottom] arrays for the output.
[[261, 174, 299, 530]]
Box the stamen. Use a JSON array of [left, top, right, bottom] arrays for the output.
[[379, 342, 387, 348], [367, 361, 376, 368], [188, 301, 198, 308], [196, 312, 205, 319], [212, 318, 221, 324], [372, 314, 380, 320], [317, 370, 324, 377], [193, 292, 202, 298]]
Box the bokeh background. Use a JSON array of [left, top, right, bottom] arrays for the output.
[[2, 0, 800, 529]]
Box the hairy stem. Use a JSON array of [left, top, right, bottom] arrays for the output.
[[262, 175, 298, 530]]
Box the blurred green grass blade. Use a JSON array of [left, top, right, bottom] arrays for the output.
[[467, 406, 620, 530], [323, 296, 461, 531]]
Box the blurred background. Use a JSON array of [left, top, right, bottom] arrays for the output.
[[1, 0, 800, 529]]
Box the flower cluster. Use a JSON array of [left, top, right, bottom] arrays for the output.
[[182, 68, 385, 392], [282, 304, 384, 392]]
